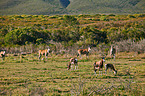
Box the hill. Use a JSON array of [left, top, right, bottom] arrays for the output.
[[67, 0, 145, 14], [0, 0, 145, 15], [0, 0, 68, 15]]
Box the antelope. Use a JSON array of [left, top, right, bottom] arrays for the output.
[[105, 63, 117, 75], [77, 47, 91, 59], [93, 57, 105, 75], [67, 57, 78, 70], [38, 48, 50, 60], [0, 51, 5, 60], [110, 45, 116, 61]]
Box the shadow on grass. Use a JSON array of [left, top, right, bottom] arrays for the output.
[[129, 59, 141, 61]]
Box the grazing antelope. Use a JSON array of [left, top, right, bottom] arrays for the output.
[[0, 51, 5, 60], [93, 57, 105, 75], [77, 47, 91, 59], [67, 57, 78, 70], [105, 63, 117, 75], [38, 48, 50, 60], [110, 45, 116, 61]]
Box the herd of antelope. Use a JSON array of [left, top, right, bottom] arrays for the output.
[[93, 57, 117, 75], [67, 46, 117, 75], [67, 56, 117, 75], [0, 45, 117, 75]]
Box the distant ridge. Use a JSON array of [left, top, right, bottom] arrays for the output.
[[0, 0, 145, 15]]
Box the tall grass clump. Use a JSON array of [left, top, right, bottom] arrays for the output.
[[116, 39, 145, 53]]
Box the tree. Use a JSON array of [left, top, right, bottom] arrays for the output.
[[4, 27, 49, 45]]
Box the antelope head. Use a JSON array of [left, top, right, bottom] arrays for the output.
[[102, 57, 105, 62], [47, 48, 50, 52]]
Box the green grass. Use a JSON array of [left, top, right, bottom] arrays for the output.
[[0, 53, 145, 95]]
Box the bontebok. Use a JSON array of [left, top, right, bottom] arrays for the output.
[[67, 57, 78, 70], [110, 45, 116, 61], [0, 51, 5, 60], [77, 47, 91, 59], [93, 57, 105, 75], [105, 63, 117, 75], [38, 48, 50, 60]]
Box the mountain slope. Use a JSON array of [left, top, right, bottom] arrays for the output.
[[0, 0, 145, 15], [67, 0, 145, 14], [0, 0, 68, 15]]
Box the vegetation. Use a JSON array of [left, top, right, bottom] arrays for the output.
[[0, 0, 145, 15], [0, 53, 145, 95], [0, 14, 145, 54], [0, 13, 145, 95]]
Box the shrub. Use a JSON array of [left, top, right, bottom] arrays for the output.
[[127, 15, 136, 18], [63, 15, 79, 26], [109, 14, 116, 16], [100, 16, 109, 21]]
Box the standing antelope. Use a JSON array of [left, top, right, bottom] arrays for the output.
[[77, 47, 91, 59], [110, 45, 116, 61], [0, 51, 5, 60], [67, 57, 78, 70], [93, 57, 105, 75], [38, 48, 50, 60], [105, 63, 117, 75]]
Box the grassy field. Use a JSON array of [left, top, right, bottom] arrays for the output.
[[0, 53, 145, 95]]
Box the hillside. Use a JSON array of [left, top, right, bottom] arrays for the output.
[[0, 0, 145, 15], [0, 0, 68, 15], [67, 0, 145, 14]]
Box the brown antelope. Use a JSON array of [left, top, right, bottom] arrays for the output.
[[105, 63, 117, 75], [77, 47, 91, 59], [110, 45, 116, 61], [67, 57, 78, 70], [38, 48, 50, 60], [93, 57, 105, 75], [0, 51, 5, 60]]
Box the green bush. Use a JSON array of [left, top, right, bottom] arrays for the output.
[[63, 15, 79, 26], [100, 16, 109, 21], [127, 15, 136, 18]]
